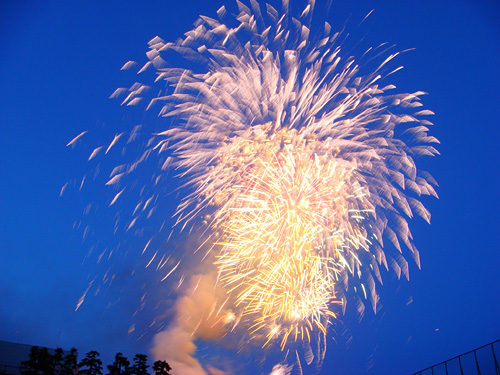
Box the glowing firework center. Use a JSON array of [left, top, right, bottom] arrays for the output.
[[116, 0, 439, 353], [207, 125, 371, 348]]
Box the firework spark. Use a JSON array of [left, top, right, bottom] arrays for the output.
[[112, 0, 438, 351]]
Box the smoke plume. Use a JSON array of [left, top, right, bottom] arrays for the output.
[[151, 273, 229, 375]]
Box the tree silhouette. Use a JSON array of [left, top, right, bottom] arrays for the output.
[[20, 347, 171, 375], [130, 355, 148, 375], [107, 353, 130, 375], [21, 346, 54, 375], [52, 348, 65, 375], [78, 351, 103, 375], [62, 348, 78, 375], [152, 361, 171, 375]]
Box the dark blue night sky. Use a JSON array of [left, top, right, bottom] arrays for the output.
[[1, 1, 499, 374]]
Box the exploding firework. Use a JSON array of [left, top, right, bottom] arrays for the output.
[[108, 0, 438, 352]]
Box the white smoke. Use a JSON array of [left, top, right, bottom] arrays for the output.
[[151, 273, 230, 375]]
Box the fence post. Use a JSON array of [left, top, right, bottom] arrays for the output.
[[492, 343, 500, 375], [474, 349, 482, 375]]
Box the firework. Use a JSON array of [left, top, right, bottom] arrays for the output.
[[113, 0, 438, 350]]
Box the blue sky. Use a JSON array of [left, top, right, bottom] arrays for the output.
[[1, 1, 499, 374]]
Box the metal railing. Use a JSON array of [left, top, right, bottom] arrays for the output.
[[412, 339, 500, 375]]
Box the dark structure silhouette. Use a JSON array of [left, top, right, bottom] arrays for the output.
[[412, 339, 500, 374], [0, 342, 77, 375], [20, 346, 77, 375]]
